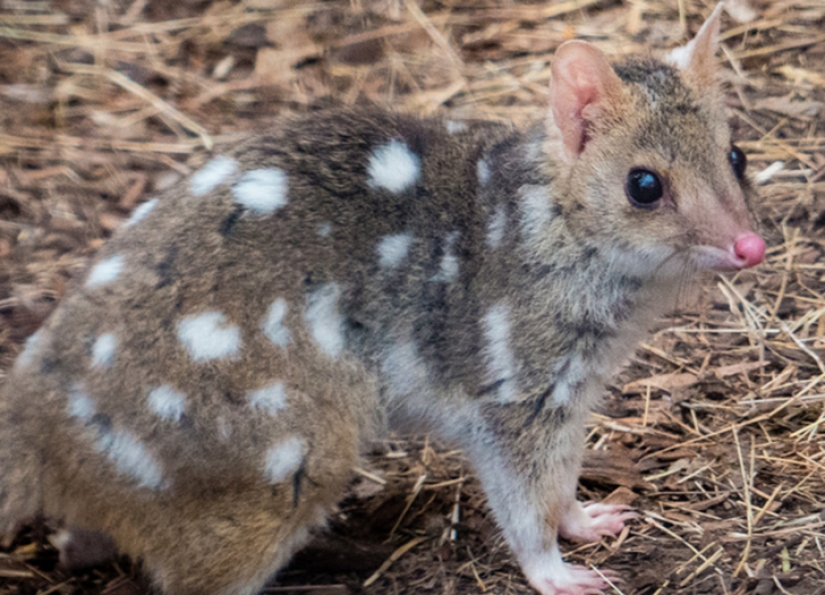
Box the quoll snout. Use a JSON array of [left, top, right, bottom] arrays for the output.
[[733, 232, 766, 269]]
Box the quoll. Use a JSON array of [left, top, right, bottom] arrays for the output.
[[0, 5, 765, 595]]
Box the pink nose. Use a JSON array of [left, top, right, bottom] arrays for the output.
[[733, 233, 766, 269]]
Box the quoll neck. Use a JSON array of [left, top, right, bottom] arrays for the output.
[[479, 133, 676, 392]]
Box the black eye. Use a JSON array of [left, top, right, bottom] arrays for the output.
[[625, 168, 663, 208], [729, 144, 747, 180]]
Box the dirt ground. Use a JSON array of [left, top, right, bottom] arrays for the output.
[[0, 0, 824, 594]]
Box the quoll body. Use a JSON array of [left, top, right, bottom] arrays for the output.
[[0, 6, 765, 595]]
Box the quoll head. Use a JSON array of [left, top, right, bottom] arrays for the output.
[[546, 3, 765, 278]]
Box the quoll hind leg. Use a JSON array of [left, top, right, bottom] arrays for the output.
[[134, 395, 360, 595], [131, 481, 335, 595], [50, 527, 118, 569], [134, 409, 359, 595], [0, 406, 43, 548]]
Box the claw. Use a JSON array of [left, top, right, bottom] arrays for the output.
[[559, 502, 636, 543]]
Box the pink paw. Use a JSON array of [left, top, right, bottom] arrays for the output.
[[559, 502, 636, 543], [529, 565, 617, 595]]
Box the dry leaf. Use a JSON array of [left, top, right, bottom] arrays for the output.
[[254, 17, 322, 85], [754, 95, 823, 118], [777, 65, 825, 88], [0, 84, 54, 104], [622, 372, 698, 394], [265, 16, 317, 50], [711, 361, 764, 378], [350, 477, 386, 500], [366, 0, 403, 20], [724, 0, 758, 23], [254, 48, 300, 86]]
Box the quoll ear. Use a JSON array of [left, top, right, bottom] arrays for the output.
[[549, 40, 625, 163], [665, 3, 724, 84]]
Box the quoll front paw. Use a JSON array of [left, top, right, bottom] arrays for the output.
[[559, 502, 636, 543], [527, 564, 617, 595]]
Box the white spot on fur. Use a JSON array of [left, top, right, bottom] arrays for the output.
[[477, 159, 491, 186], [445, 120, 467, 134], [367, 140, 420, 193], [68, 383, 166, 489], [86, 255, 124, 288], [247, 381, 288, 415], [231, 168, 289, 215], [95, 428, 165, 490], [17, 329, 42, 369], [263, 436, 305, 483], [552, 354, 586, 406], [217, 417, 231, 441], [317, 222, 332, 238], [148, 385, 187, 422], [125, 198, 158, 227], [261, 298, 290, 348], [190, 156, 238, 197], [481, 302, 518, 402], [377, 233, 413, 269], [381, 340, 431, 399], [91, 333, 117, 368], [518, 185, 553, 238], [486, 205, 507, 249], [305, 283, 345, 359], [67, 385, 96, 422], [177, 311, 241, 362], [431, 232, 459, 282], [524, 138, 544, 163]]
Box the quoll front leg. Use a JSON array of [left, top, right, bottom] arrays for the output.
[[463, 408, 631, 595]]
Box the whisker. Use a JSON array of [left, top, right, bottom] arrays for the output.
[[650, 244, 690, 279], [674, 261, 697, 310]]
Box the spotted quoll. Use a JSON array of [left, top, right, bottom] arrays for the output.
[[0, 6, 765, 595]]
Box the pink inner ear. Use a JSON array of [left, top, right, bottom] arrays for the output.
[[552, 78, 596, 155], [549, 41, 622, 160], [573, 78, 600, 117]]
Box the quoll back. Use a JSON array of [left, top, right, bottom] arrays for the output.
[[0, 110, 520, 595]]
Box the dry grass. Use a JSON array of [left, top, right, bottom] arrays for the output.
[[1, 0, 824, 594]]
